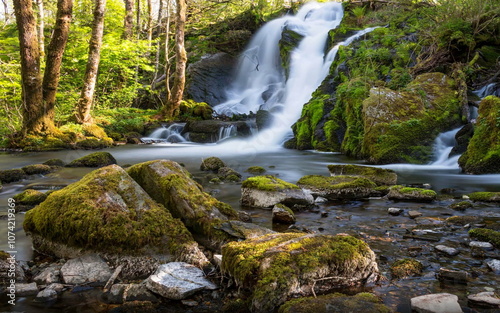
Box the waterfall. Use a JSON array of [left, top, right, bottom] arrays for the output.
[[214, 2, 376, 148], [430, 127, 461, 167], [142, 123, 187, 143], [218, 124, 237, 141]]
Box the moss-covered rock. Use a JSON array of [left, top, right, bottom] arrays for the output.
[[13, 189, 47, 207], [21, 164, 53, 175], [446, 216, 483, 226], [0, 168, 26, 184], [468, 192, 500, 202], [390, 258, 423, 279], [66, 152, 117, 167], [217, 167, 242, 182], [75, 137, 114, 149], [469, 228, 500, 248], [327, 164, 397, 186], [297, 175, 376, 200], [459, 96, 500, 174], [246, 166, 266, 175], [127, 160, 239, 250], [278, 292, 390, 313], [200, 156, 226, 171], [222, 233, 379, 313], [279, 28, 304, 78], [43, 158, 65, 167], [272, 204, 296, 224], [241, 176, 313, 208], [23, 165, 208, 267], [448, 201, 473, 211], [179, 99, 214, 120], [387, 185, 437, 202]]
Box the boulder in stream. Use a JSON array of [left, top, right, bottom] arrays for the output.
[[467, 291, 500, 309], [297, 175, 376, 200], [0, 168, 26, 184], [12, 189, 47, 209], [222, 233, 379, 312], [66, 151, 117, 167], [387, 185, 437, 202], [327, 164, 397, 186], [467, 191, 500, 202], [272, 204, 296, 224], [200, 156, 226, 171]]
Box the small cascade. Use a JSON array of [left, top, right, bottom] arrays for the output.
[[141, 123, 187, 143], [218, 124, 237, 141], [430, 127, 461, 167], [473, 83, 500, 98]]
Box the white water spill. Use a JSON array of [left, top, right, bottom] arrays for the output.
[[142, 123, 187, 143], [214, 2, 377, 149], [429, 127, 461, 168]]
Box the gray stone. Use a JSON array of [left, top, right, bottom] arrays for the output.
[[468, 291, 500, 308], [408, 210, 423, 219], [486, 259, 500, 274], [215, 220, 275, 240], [33, 265, 61, 285], [388, 207, 403, 216], [61, 254, 113, 285], [435, 245, 460, 256], [241, 187, 314, 208], [469, 241, 494, 251], [35, 288, 58, 302], [124, 283, 159, 303], [272, 204, 296, 224], [411, 293, 463, 313], [146, 262, 217, 300], [314, 196, 328, 203], [437, 268, 468, 284], [0, 255, 26, 284], [16, 282, 38, 296]]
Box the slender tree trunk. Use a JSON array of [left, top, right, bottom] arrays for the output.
[[14, 0, 56, 135], [164, 0, 171, 96], [152, 0, 163, 85], [146, 0, 152, 45], [42, 0, 73, 122], [2, 0, 9, 23], [136, 0, 141, 36], [163, 0, 186, 118], [76, 0, 106, 124], [123, 0, 133, 39], [36, 0, 45, 57]]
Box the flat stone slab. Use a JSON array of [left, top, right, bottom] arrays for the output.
[[146, 262, 217, 300], [468, 291, 500, 308], [61, 254, 113, 285], [435, 245, 460, 256], [411, 293, 463, 313], [469, 241, 494, 250]]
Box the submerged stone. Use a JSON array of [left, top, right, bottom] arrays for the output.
[[222, 233, 379, 312], [387, 185, 437, 202], [469, 228, 500, 248], [327, 164, 397, 186], [66, 152, 117, 167], [297, 175, 376, 200], [435, 245, 460, 256], [390, 258, 423, 279]]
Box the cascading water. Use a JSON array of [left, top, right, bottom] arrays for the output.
[[214, 2, 377, 148], [142, 123, 187, 143], [430, 128, 461, 167], [218, 125, 237, 141]]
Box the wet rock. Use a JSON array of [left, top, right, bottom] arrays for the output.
[[469, 228, 500, 248], [107, 284, 127, 304], [437, 268, 468, 284], [127, 159, 239, 250], [13, 189, 47, 207], [272, 204, 296, 224], [43, 158, 65, 167], [33, 264, 61, 285], [315, 196, 328, 203], [145, 262, 217, 300], [242, 175, 314, 208], [16, 282, 38, 296], [215, 220, 274, 240], [217, 167, 242, 182], [486, 259, 500, 274], [448, 201, 473, 211], [61, 254, 113, 285], [66, 152, 117, 167], [467, 291, 500, 308], [184, 120, 254, 143], [246, 166, 266, 175], [125, 283, 159, 303], [222, 233, 379, 312], [238, 211, 252, 223], [297, 175, 376, 200], [200, 156, 226, 171], [35, 286, 58, 302], [25, 164, 209, 268], [388, 185, 437, 202], [410, 293, 463, 313], [22, 164, 53, 175], [278, 292, 391, 313], [213, 255, 222, 267], [0, 168, 26, 184], [327, 164, 397, 186], [468, 191, 500, 202], [408, 210, 423, 219], [390, 258, 423, 279], [182, 299, 199, 307], [0, 252, 26, 285], [388, 207, 403, 216], [450, 123, 474, 157], [435, 245, 460, 256], [469, 241, 494, 251]]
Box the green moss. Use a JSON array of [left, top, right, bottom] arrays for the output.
[[469, 228, 500, 247], [66, 152, 117, 167], [468, 192, 500, 202], [327, 164, 397, 186], [13, 189, 47, 206], [43, 159, 65, 167], [246, 166, 266, 174], [459, 96, 500, 174], [82, 124, 109, 139], [297, 175, 376, 190], [449, 201, 473, 210], [388, 185, 437, 201], [0, 168, 26, 184], [390, 258, 423, 279], [278, 292, 390, 313], [218, 167, 242, 182], [200, 156, 226, 171], [75, 137, 114, 149], [24, 165, 196, 256], [21, 164, 53, 175], [279, 29, 304, 78], [179, 100, 214, 120], [242, 175, 299, 191], [292, 94, 331, 150], [446, 215, 482, 225]]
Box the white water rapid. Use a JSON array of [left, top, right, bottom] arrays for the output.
[[214, 2, 377, 149]]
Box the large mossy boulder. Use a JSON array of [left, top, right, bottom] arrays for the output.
[[66, 152, 117, 167], [0, 168, 26, 184], [459, 96, 500, 174], [13, 189, 47, 207], [23, 165, 209, 269], [241, 175, 314, 208], [278, 292, 390, 313], [127, 160, 240, 249], [297, 175, 376, 200], [327, 164, 397, 186], [222, 233, 379, 313], [362, 73, 462, 164], [387, 185, 437, 202], [21, 164, 53, 175], [467, 192, 500, 202]]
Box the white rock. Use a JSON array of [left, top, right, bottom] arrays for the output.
[[411, 293, 463, 313], [388, 207, 403, 216], [61, 254, 113, 285], [35, 288, 58, 302], [486, 259, 500, 274], [435, 245, 460, 256], [469, 241, 494, 250], [462, 195, 470, 200], [468, 291, 500, 308], [146, 262, 217, 300], [314, 196, 328, 203]]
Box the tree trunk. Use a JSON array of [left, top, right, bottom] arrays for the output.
[[2, 0, 9, 23], [36, 0, 45, 57], [136, 0, 141, 36], [163, 0, 186, 118], [42, 0, 73, 122], [76, 0, 106, 124], [14, 0, 56, 135], [164, 0, 171, 96], [123, 0, 133, 39], [152, 0, 163, 85], [146, 0, 152, 45]]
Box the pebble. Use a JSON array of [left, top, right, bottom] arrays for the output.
[[435, 245, 460, 256], [408, 210, 423, 219], [388, 207, 403, 216], [437, 268, 468, 284], [469, 241, 494, 251]]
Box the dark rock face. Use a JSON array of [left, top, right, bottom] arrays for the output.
[[186, 53, 236, 106], [183, 120, 255, 143], [450, 123, 474, 157]]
